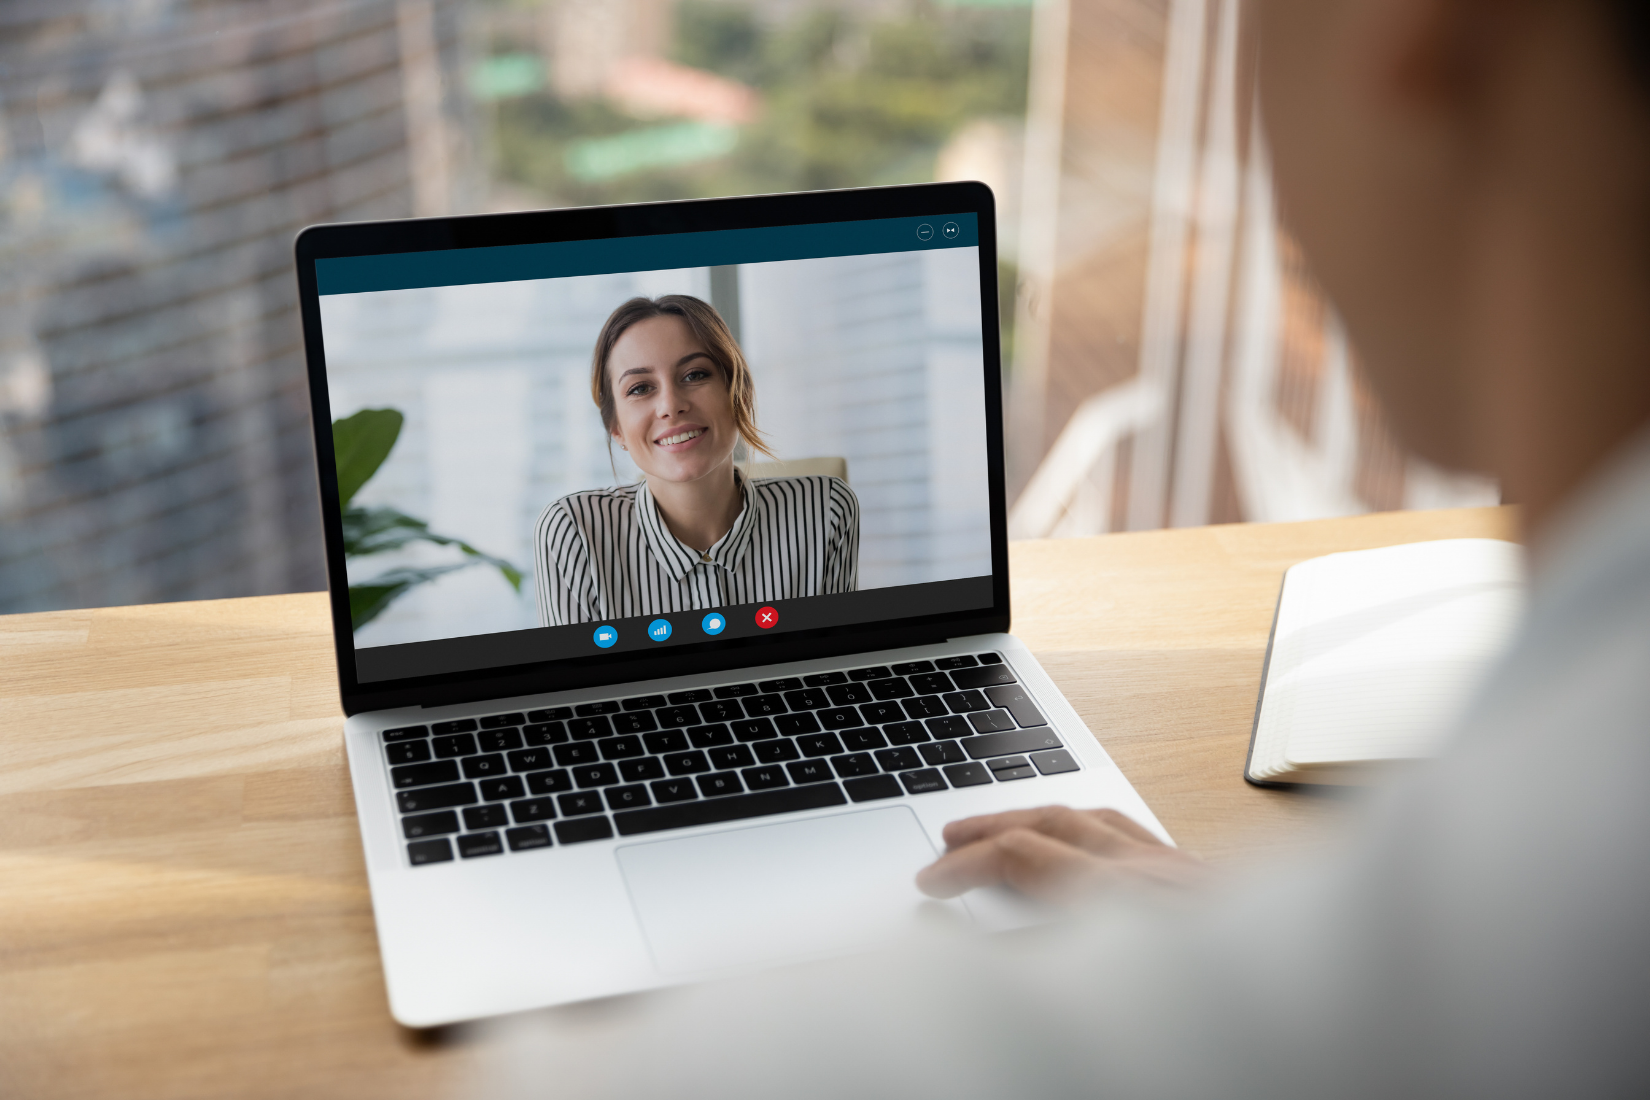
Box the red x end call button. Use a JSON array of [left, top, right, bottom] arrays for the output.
[[754, 606, 778, 630]]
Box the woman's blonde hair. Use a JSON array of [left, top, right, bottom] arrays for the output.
[[590, 295, 773, 460]]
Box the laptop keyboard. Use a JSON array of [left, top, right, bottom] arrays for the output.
[[377, 652, 1080, 866]]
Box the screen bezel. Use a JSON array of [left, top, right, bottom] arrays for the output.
[[294, 181, 1010, 716]]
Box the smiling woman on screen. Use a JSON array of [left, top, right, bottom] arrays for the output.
[[534, 295, 860, 628]]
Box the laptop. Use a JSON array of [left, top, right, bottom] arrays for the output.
[[294, 181, 1167, 1028]]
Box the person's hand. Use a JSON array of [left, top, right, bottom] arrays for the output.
[[915, 806, 1206, 904]]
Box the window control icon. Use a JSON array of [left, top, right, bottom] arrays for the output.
[[755, 606, 778, 630]]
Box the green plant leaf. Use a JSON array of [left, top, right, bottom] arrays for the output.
[[349, 564, 475, 630], [342, 505, 524, 592], [332, 408, 404, 508]]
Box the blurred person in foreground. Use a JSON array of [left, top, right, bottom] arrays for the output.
[[484, 1, 1650, 1095]]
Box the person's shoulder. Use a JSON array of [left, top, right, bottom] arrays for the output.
[[747, 474, 858, 517], [538, 485, 640, 527]]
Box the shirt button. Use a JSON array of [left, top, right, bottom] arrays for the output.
[[699, 551, 712, 563]]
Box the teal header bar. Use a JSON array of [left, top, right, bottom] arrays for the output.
[[315, 213, 980, 296]]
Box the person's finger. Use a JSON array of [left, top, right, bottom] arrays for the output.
[[941, 805, 1142, 857], [1085, 807, 1165, 847], [916, 827, 1108, 901]]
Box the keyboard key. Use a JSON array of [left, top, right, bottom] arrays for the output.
[[572, 763, 620, 788], [511, 797, 557, 823], [463, 804, 510, 830], [407, 838, 453, 865], [884, 721, 929, 746], [713, 683, 759, 698], [480, 712, 525, 729], [458, 832, 504, 859], [606, 784, 652, 810], [664, 751, 711, 775], [575, 700, 621, 716], [666, 689, 713, 704], [968, 709, 1017, 734], [698, 771, 745, 798], [613, 782, 847, 836], [919, 740, 967, 766], [658, 706, 698, 728], [796, 733, 845, 758], [386, 741, 431, 765], [619, 757, 666, 782], [1031, 749, 1080, 775], [687, 724, 734, 748], [867, 677, 914, 701], [525, 769, 572, 795], [478, 728, 524, 752], [553, 742, 601, 767], [989, 755, 1030, 772], [622, 695, 666, 711], [816, 707, 860, 730], [597, 735, 645, 759], [708, 745, 755, 770], [934, 656, 978, 670], [742, 694, 787, 717], [432, 719, 478, 735], [908, 672, 954, 695], [984, 685, 1048, 728], [951, 664, 1016, 689], [891, 661, 935, 676], [844, 775, 902, 802], [555, 817, 614, 844], [775, 712, 822, 736], [612, 711, 659, 734], [849, 665, 892, 681], [508, 747, 554, 772], [977, 652, 1004, 664], [754, 738, 801, 763], [461, 754, 507, 779], [899, 769, 948, 794], [827, 683, 872, 706], [858, 702, 905, 725], [831, 753, 878, 778], [506, 825, 552, 851], [732, 718, 777, 741], [926, 715, 972, 739], [402, 810, 459, 839], [786, 759, 835, 785], [523, 722, 568, 745], [874, 747, 923, 772], [758, 677, 803, 693], [699, 700, 744, 723], [643, 730, 690, 754], [479, 776, 526, 801], [943, 690, 991, 714], [433, 734, 477, 758], [903, 696, 949, 720], [651, 778, 700, 803], [568, 716, 613, 740], [943, 761, 994, 787], [839, 727, 887, 752], [391, 760, 460, 789], [802, 671, 847, 687], [558, 792, 606, 816], [527, 707, 572, 722], [783, 688, 829, 711], [742, 765, 790, 790], [964, 728, 1064, 760], [992, 764, 1037, 781], [383, 725, 429, 742]]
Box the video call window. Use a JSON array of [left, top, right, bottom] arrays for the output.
[[316, 216, 993, 682]]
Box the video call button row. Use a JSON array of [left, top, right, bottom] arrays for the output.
[[591, 605, 780, 650]]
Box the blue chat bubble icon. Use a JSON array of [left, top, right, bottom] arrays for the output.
[[701, 612, 726, 635]]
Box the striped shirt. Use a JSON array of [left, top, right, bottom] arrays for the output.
[[534, 474, 860, 627]]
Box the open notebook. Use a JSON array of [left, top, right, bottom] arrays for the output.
[[1245, 538, 1526, 787]]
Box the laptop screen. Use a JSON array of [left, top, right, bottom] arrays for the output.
[[306, 197, 1001, 694]]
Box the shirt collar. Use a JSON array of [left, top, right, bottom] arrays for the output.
[[634, 472, 759, 583]]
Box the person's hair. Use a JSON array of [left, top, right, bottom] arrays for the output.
[[590, 294, 773, 463]]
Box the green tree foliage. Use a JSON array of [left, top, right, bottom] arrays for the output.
[[491, 1, 1032, 206], [334, 408, 523, 630]]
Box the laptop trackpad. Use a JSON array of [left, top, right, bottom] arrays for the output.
[[616, 806, 940, 975]]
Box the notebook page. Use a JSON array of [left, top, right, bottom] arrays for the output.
[[1254, 539, 1524, 776]]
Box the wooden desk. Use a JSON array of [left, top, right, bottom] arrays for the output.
[[0, 507, 1516, 1098]]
